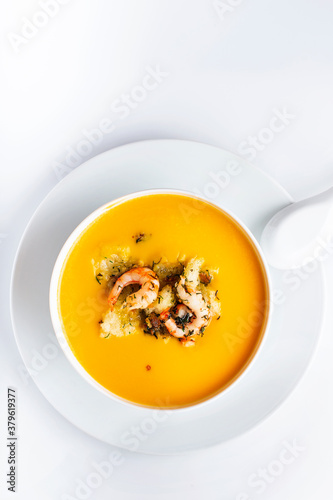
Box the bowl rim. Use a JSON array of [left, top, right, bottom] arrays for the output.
[[49, 188, 272, 412]]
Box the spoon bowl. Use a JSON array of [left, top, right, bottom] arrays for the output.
[[261, 186, 333, 269]]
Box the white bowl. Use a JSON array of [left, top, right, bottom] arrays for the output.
[[49, 188, 272, 410]]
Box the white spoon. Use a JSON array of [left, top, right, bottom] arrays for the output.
[[260, 186, 333, 269]]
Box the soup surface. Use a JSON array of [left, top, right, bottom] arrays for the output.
[[59, 193, 269, 408]]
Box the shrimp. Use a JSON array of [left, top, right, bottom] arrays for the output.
[[108, 267, 159, 311], [160, 276, 211, 345], [159, 304, 192, 338]]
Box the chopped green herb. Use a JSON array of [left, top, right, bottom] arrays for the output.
[[152, 258, 161, 269], [199, 326, 206, 337], [133, 233, 151, 244]]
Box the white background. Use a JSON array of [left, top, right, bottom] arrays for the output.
[[1, 0, 333, 498]]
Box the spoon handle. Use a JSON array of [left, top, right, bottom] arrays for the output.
[[296, 185, 333, 209]]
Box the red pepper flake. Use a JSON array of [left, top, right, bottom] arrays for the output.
[[146, 365, 151, 371], [199, 271, 212, 285]]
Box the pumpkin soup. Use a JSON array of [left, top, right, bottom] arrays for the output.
[[58, 193, 269, 408]]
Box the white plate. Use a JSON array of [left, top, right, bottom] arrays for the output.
[[10, 140, 324, 454]]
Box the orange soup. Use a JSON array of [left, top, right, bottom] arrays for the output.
[[58, 193, 269, 408]]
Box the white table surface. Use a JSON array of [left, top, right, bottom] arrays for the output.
[[1, 1, 333, 498]]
